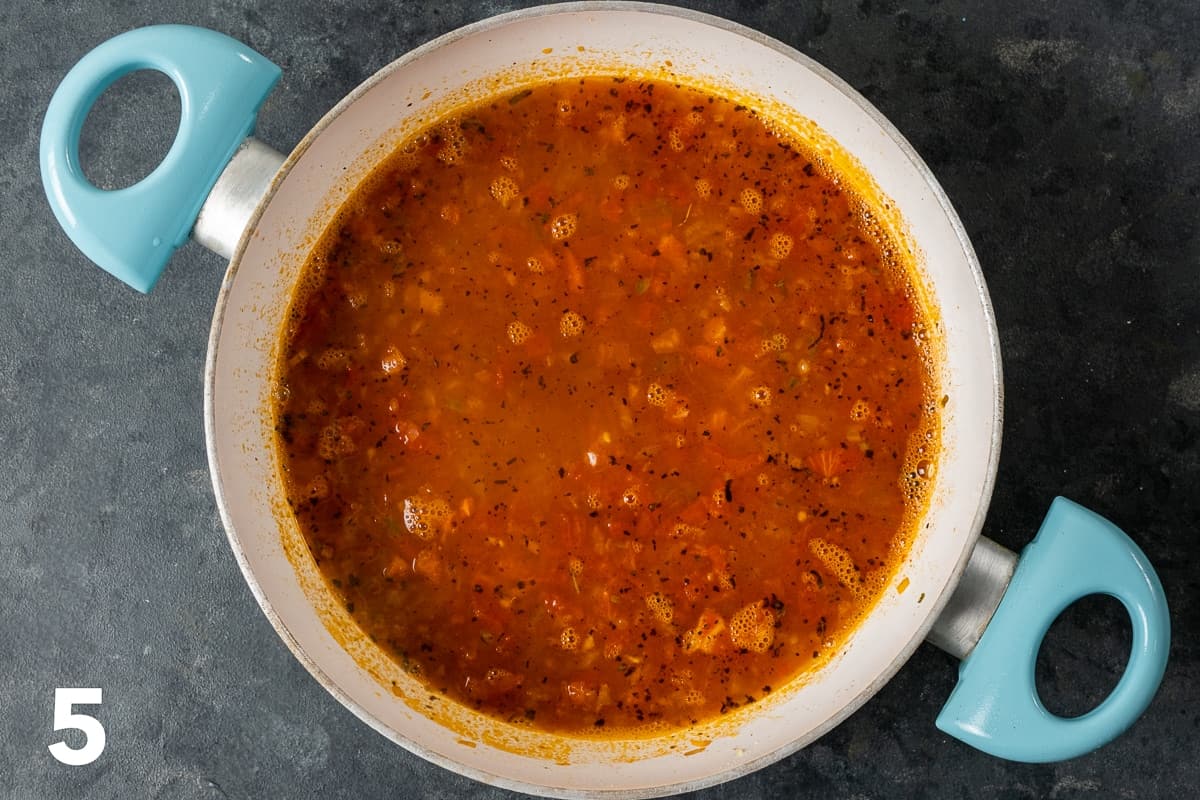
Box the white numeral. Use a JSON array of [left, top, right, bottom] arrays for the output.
[[48, 688, 106, 766]]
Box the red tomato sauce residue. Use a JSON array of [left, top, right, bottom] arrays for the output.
[[274, 77, 937, 735]]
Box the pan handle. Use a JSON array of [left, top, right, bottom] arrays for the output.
[[933, 497, 1170, 762], [40, 25, 280, 292]]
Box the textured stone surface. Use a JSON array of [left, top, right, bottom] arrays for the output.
[[2, 1, 1197, 797]]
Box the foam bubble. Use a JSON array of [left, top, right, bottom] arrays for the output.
[[436, 121, 468, 165], [392, 151, 420, 172], [507, 320, 533, 345], [526, 256, 545, 274], [403, 496, 452, 539], [560, 310, 585, 338], [550, 213, 578, 241], [739, 188, 763, 214], [670, 669, 694, 689], [621, 488, 641, 508], [809, 538, 864, 596], [681, 610, 726, 654], [560, 627, 579, 650], [646, 383, 669, 407], [899, 424, 937, 507], [489, 176, 520, 208], [499, 155, 519, 172], [758, 333, 788, 356], [613, 174, 631, 191], [344, 286, 368, 309], [850, 399, 871, 421], [668, 127, 685, 152], [769, 232, 793, 259], [729, 601, 774, 653], [316, 348, 349, 371], [670, 523, 702, 538], [401, 132, 429, 154], [317, 421, 356, 460], [750, 385, 772, 407], [380, 345, 407, 375], [910, 321, 930, 345], [694, 178, 712, 199], [644, 592, 674, 625]]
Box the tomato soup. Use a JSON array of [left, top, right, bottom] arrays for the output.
[[273, 77, 937, 735]]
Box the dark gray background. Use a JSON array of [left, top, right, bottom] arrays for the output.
[[2, 0, 1197, 797]]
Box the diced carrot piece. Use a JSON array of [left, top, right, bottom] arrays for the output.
[[702, 316, 727, 345], [657, 234, 687, 269], [383, 554, 410, 578], [599, 194, 623, 222], [413, 548, 444, 582], [690, 344, 725, 365], [650, 328, 681, 353], [563, 249, 585, 293], [681, 610, 727, 654], [418, 288, 445, 315]]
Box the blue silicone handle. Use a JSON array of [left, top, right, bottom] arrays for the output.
[[936, 496, 1170, 762], [40, 25, 281, 292]]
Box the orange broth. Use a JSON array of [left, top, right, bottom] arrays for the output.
[[274, 76, 936, 735]]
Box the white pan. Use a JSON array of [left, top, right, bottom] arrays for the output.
[[41, 4, 1169, 797]]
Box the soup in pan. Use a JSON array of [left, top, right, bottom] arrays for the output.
[[273, 76, 938, 735]]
